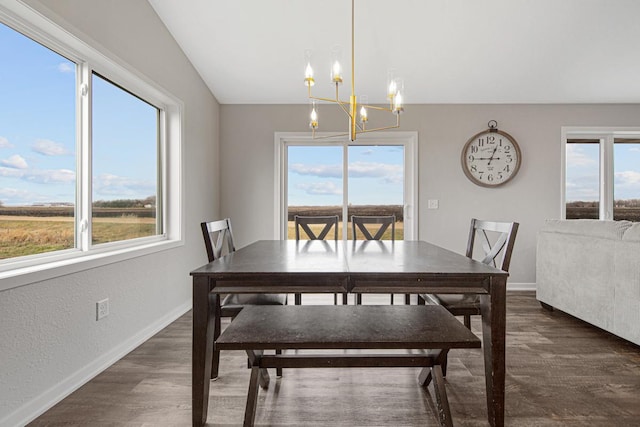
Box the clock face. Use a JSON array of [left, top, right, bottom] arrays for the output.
[[461, 130, 521, 187]]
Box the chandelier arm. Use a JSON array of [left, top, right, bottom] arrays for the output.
[[312, 132, 351, 140], [337, 100, 352, 118], [356, 123, 401, 135], [309, 95, 350, 104], [363, 105, 395, 112]]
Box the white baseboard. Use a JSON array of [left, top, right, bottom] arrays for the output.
[[507, 282, 536, 291], [1, 301, 192, 427]]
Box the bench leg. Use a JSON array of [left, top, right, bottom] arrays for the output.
[[244, 366, 260, 427], [418, 350, 447, 386], [431, 364, 453, 427], [246, 350, 270, 389]]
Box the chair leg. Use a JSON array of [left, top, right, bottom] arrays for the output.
[[441, 349, 449, 377], [463, 315, 471, 329], [417, 295, 425, 305], [390, 294, 395, 305], [405, 294, 411, 305], [342, 293, 348, 305], [276, 349, 283, 377], [357, 293, 362, 305]]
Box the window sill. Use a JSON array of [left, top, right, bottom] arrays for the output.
[[0, 239, 184, 292]]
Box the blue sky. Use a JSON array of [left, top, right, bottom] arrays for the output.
[[0, 22, 157, 207], [566, 143, 640, 202], [288, 144, 404, 206]]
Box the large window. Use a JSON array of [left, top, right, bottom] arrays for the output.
[[563, 129, 640, 221], [0, 4, 182, 284], [276, 132, 417, 240]]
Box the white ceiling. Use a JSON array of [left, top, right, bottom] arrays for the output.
[[148, 0, 640, 105]]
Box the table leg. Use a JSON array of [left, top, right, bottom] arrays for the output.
[[480, 276, 506, 427], [192, 276, 214, 427]]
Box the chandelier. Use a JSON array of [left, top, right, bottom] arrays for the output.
[[303, 0, 404, 141]]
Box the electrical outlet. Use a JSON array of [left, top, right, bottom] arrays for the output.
[[96, 298, 109, 320], [427, 199, 439, 209]]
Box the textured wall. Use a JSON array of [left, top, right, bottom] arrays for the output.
[[0, 0, 219, 424], [220, 103, 640, 285]]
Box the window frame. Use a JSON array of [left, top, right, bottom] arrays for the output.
[[274, 131, 418, 240], [561, 126, 640, 220], [0, 2, 184, 291]]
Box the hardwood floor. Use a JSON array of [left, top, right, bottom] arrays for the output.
[[30, 292, 640, 426]]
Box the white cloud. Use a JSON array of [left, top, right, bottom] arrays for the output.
[[290, 163, 342, 178], [1, 154, 29, 169], [629, 147, 640, 153], [0, 187, 33, 204], [93, 173, 155, 198], [290, 161, 402, 184], [297, 181, 342, 196], [32, 139, 70, 156], [57, 62, 74, 73], [615, 170, 640, 184], [360, 149, 374, 156], [565, 173, 599, 202], [25, 168, 75, 184], [0, 136, 13, 149], [614, 171, 640, 200], [566, 144, 597, 167], [0, 166, 26, 178], [349, 161, 403, 184]]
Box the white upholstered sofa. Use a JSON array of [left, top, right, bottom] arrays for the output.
[[536, 219, 640, 345]]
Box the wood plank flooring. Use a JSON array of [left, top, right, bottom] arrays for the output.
[[29, 292, 640, 426]]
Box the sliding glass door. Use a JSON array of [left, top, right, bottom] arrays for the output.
[[277, 132, 417, 241]]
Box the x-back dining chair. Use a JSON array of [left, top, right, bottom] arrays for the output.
[[201, 218, 287, 379], [418, 218, 518, 382], [418, 218, 518, 327], [351, 215, 407, 305], [294, 215, 345, 305]]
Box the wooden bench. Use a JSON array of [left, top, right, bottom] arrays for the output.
[[216, 305, 481, 426]]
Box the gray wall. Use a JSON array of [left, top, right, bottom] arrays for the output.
[[220, 103, 640, 286], [0, 0, 219, 424]]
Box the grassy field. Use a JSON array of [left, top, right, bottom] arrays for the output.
[[566, 207, 640, 221], [0, 216, 156, 259]]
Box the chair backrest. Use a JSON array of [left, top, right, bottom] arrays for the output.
[[466, 218, 519, 272], [200, 218, 236, 262], [351, 215, 396, 241], [294, 215, 339, 241]]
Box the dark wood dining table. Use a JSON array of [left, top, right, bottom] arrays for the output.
[[190, 239, 509, 426]]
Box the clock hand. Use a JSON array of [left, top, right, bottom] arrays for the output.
[[487, 147, 498, 166]]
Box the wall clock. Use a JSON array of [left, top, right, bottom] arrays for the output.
[[461, 120, 521, 187]]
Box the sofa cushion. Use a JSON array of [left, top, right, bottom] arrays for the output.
[[541, 219, 633, 240], [622, 222, 640, 241]]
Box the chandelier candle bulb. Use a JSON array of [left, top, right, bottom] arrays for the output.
[[309, 102, 318, 129], [331, 45, 343, 84], [359, 95, 368, 123], [304, 49, 315, 86], [304, 63, 315, 86]]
